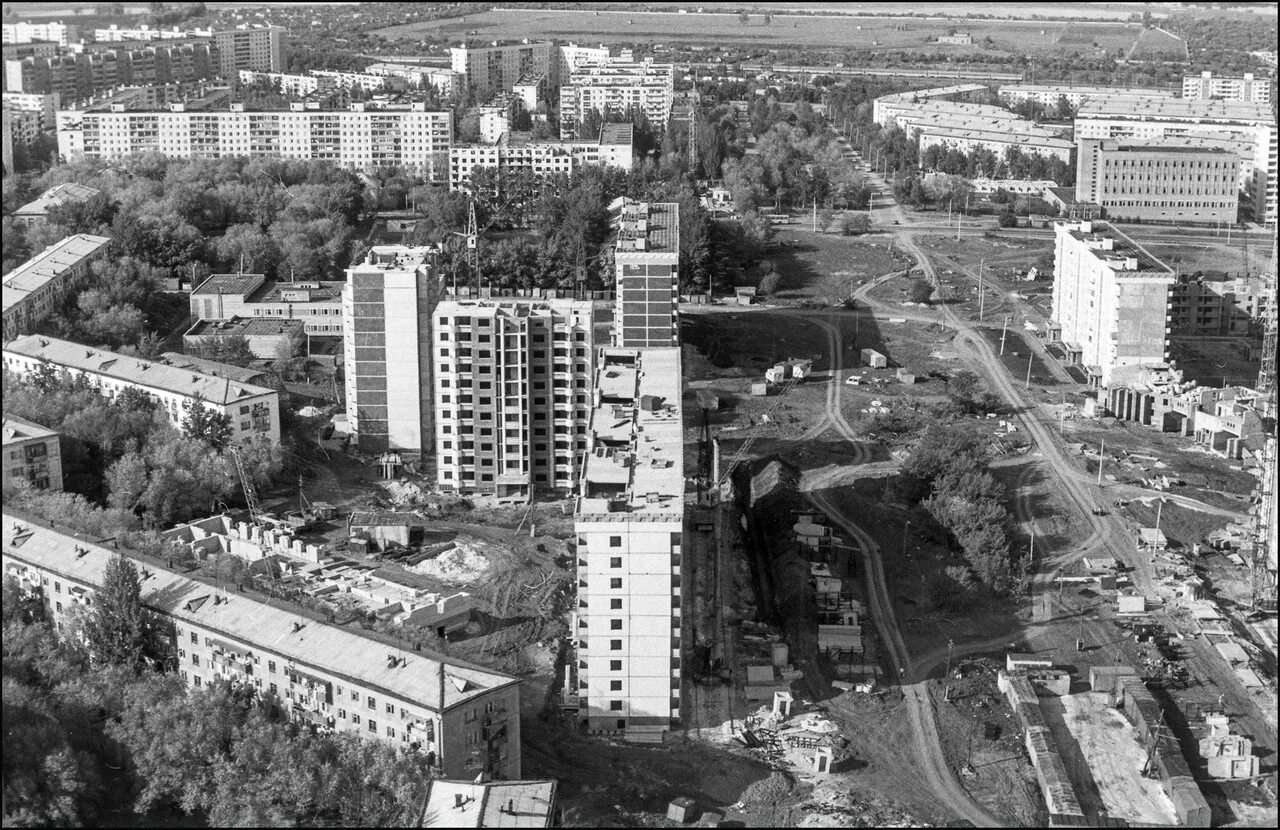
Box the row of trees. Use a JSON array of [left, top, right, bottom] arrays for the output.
[[900, 424, 1023, 595]]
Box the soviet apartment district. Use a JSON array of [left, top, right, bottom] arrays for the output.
[[1, 2, 1278, 828]]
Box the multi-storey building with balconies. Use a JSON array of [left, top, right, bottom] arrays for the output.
[[449, 122, 633, 192], [451, 40, 554, 98], [2, 233, 111, 341], [1183, 72, 1271, 105], [1051, 220, 1176, 389], [559, 59, 674, 140], [5, 41, 219, 98], [2, 512, 521, 780], [431, 299, 596, 501]]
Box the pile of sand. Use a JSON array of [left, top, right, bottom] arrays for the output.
[[407, 541, 490, 583]]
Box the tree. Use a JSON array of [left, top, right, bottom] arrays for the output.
[[85, 553, 147, 671], [181, 394, 232, 450], [841, 213, 871, 236], [908, 279, 933, 304], [739, 11, 749, 24], [758, 268, 783, 295]]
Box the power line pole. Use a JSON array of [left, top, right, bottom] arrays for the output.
[[1097, 438, 1105, 487], [999, 314, 1009, 355]]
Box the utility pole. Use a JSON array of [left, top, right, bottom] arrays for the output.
[[1097, 438, 1105, 486], [812, 196, 818, 233], [944, 638, 955, 701], [999, 314, 1009, 355], [1024, 350, 1034, 389], [978, 257, 985, 322]]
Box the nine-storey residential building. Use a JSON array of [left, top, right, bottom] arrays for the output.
[[2, 513, 522, 780], [6, 41, 220, 98], [432, 299, 596, 501], [613, 201, 681, 348], [559, 59, 675, 140], [572, 346, 685, 743], [56, 101, 453, 179], [3, 335, 282, 445], [1051, 220, 1176, 389], [343, 245, 442, 456], [451, 40, 554, 98]]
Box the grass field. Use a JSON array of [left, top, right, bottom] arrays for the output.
[[373, 8, 1137, 55], [1126, 26, 1189, 60]]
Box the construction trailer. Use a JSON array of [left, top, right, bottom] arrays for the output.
[[860, 348, 887, 368]]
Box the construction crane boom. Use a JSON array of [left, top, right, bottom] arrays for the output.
[[228, 445, 262, 525], [716, 378, 798, 488]]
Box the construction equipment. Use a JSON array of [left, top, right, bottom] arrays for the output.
[[715, 378, 798, 490], [228, 445, 284, 530]]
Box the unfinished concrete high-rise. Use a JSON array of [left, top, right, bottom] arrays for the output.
[[613, 201, 680, 348], [1051, 220, 1175, 389]]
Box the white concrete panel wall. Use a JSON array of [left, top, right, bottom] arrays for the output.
[[383, 278, 422, 452]]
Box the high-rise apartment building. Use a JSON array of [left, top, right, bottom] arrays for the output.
[[207, 26, 287, 75], [431, 299, 596, 500], [56, 101, 452, 178], [1074, 97, 1277, 228], [2, 21, 77, 46], [1076, 139, 1240, 224], [1183, 72, 1271, 104], [1051, 220, 1175, 388], [559, 60, 674, 140], [556, 42, 610, 85], [451, 41, 553, 98], [342, 246, 441, 456], [572, 345, 685, 742], [613, 201, 680, 348], [6, 42, 219, 98], [2, 513, 522, 780]]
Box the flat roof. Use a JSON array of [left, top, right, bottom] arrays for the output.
[[13, 182, 101, 217], [2, 511, 518, 711], [251, 280, 345, 304], [191, 272, 267, 297], [580, 347, 683, 515], [185, 317, 306, 337], [1092, 139, 1236, 156], [2, 234, 111, 315], [599, 121, 633, 146], [614, 201, 679, 254], [423, 780, 556, 828], [999, 83, 1173, 96], [5, 335, 276, 404], [2, 412, 58, 445], [1058, 221, 1174, 276], [1077, 97, 1273, 124], [919, 123, 1072, 149]]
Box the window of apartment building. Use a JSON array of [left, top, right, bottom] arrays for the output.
[[610, 680, 622, 691], [609, 536, 622, 548], [439, 347, 449, 356], [56, 602, 63, 613], [610, 598, 622, 610], [368, 720, 377, 733], [338, 709, 346, 720], [610, 556, 622, 568], [54, 581, 61, 593], [610, 700, 622, 711], [610, 660, 622, 671], [610, 578, 622, 589], [352, 690, 359, 701], [610, 639, 622, 650], [352, 714, 360, 725], [386, 726, 396, 738], [270, 683, 278, 695], [610, 619, 622, 630], [191, 654, 199, 666], [191, 632, 198, 644], [269, 660, 276, 673], [386, 703, 395, 715], [367, 695, 376, 710], [193, 676, 202, 687]]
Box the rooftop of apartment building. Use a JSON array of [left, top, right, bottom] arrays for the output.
[[452, 39, 552, 51], [2, 234, 111, 315], [877, 83, 989, 103], [185, 317, 306, 338], [353, 245, 438, 273], [4, 334, 275, 402], [2, 412, 58, 445], [1076, 97, 1274, 123], [1091, 140, 1237, 155], [998, 83, 1174, 96], [156, 352, 268, 386], [580, 347, 684, 517], [435, 298, 594, 320], [192, 272, 267, 297], [916, 120, 1072, 148], [613, 201, 679, 254], [13, 182, 101, 217], [422, 779, 557, 828], [1059, 220, 1174, 276], [3, 511, 513, 709]]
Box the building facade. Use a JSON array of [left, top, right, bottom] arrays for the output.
[[559, 60, 674, 140], [364, 64, 459, 97], [2, 414, 62, 491], [1183, 72, 1271, 105], [997, 83, 1174, 110], [207, 26, 287, 75], [1074, 98, 1277, 228], [1169, 272, 1274, 336], [451, 41, 554, 98], [2, 233, 112, 341], [12, 181, 98, 228], [3, 335, 281, 446], [2, 513, 522, 780], [1076, 140, 1240, 224], [342, 246, 441, 455], [1051, 220, 1175, 388], [190, 274, 346, 338], [613, 201, 680, 348], [573, 346, 685, 742], [2, 21, 77, 46], [449, 123, 633, 191], [431, 299, 596, 500], [5, 42, 219, 98], [56, 102, 453, 178]]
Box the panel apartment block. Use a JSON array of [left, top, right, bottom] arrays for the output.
[[343, 246, 440, 456], [2, 513, 521, 780], [5, 41, 220, 98], [559, 60, 674, 140], [432, 299, 595, 500], [3, 414, 62, 491], [997, 83, 1174, 109], [1051, 221, 1175, 389], [451, 41, 553, 98], [573, 347, 685, 742], [2, 233, 111, 341], [614, 201, 680, 348], [2, 21, 77, 46], [1076, 140, 1240, 224], [449, 122, 633, 191], [1183, 72, 1271, 105], [56, 102, 453, 179], [4, 335, 281, 446]]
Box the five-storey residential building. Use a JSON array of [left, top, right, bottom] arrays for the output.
[[2, 233, 111, 341], [343, 246, 441, 456], [1051, 220, 1176, 389], [3, 335, 281, 446], [1076, 140, 1240, 224], [613, 201, 680, 348], [449, 122, 633, 192], [3, 414, 62, 491], [56, 101, 453, 178], [432, 299, 596, 500], [2, 513, 521, 780], [451, 41, 554, 98], [2, 21, 77, 46], [573, 346, 685, 742], [1183, 72, 1271, 104]]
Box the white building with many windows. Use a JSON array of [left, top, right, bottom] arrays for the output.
[[431, 299, 596, 501], [559, 60, 674, 140], [2, 512, 522, 780], [3, 335, 281, 446], [56, 101, 453, 178], [451, 41, 554, 97], [1183, 72, 1271, 104], [2, 21, 77, 45], [449, 122, 633, 191], [613, 201, 680, 348], [2, 233, 111, 341]]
